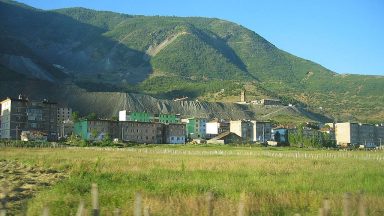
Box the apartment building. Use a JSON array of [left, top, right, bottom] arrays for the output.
[[335, 122, 384, 147], [74, 120, 120, 141], [119, 110, 152, 122], [206, 120, 229, 139], [154, 113, 181, 124], [230, 120, 272, 143], [182, 117, 207, 139], [0, 95, 57, 140], [230, 120, 254, 143], [120, 121, 164, 144], [57, 107, 73, 138], [252, 121, 272, 143], [57, 107, 72, 123], [119, 110, 181, 124], [164, 123, 186, 144]]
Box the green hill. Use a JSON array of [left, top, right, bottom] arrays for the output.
[[0, 0, 383, 122]]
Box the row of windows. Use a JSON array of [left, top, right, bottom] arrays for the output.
[[125, 123, 160, 128], [1, 123, 10, 128], [195, 124, 206, 127], [170, 137, 185, 141], [126, 129, 155, 133], [128, 135, 155, 140]]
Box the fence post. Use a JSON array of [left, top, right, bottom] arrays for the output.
[[42, 205, 49, 216], [323, 198, 330, 216], [237, 192, 246, 216], [76, 200, 85, 216], [343, 193, 351, 216], [206, 191, 214, 216], [113, 208, 121, 216], [134, 192, 142, 216], [358, 192, 366, 216], [144, 206, 151, 216], [318, 207, 324, 216], [91, 183, 99, 216], [0, 182, 9, 216]]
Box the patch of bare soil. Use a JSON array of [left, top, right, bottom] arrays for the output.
[[0, 160, 66, 215]]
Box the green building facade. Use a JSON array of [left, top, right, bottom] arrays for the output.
[[74, 120, 89, 140], [157, 114, 180, 124], [183, 118, 206, 140], [129, 112, 152, 122], [122, 111, 180, 124], [73, 120, 119, 141]]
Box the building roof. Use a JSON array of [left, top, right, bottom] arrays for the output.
[[0, 97, 57, 105], [272, 127, 288, 130], [0, 97, 28, 104], [78, 119, 118, 123], [210, 131, 241, 141]]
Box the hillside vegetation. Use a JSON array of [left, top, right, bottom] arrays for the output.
[[0, 0, 383, 122]]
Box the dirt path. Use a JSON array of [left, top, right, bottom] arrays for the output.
[[0, 160, 66, 215]]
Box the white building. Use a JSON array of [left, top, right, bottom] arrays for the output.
[[230, 120, 254, 143], [57, 107, 72, 123], [206, 120, 229, 138], [334, 122, 384, 147], [119, 110, 128, 121], [230, 120, 272, 143]]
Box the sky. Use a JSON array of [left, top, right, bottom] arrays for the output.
[[15, 0, 384, 75]]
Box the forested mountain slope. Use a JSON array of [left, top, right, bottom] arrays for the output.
[[0, 0, 383, 122]]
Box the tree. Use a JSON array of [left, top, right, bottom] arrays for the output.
[[273, 131, 281, 143], [72, 111, 80, 122], [86, 112, 98, 120]]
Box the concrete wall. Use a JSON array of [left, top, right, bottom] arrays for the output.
[[121, 121, 163, 144], [230, 120, 253, 143], [252, 121, 272, 142], [0, 98, 57, 140], [57, 107, 72, 123], [165, 123, 186, 144], [206, 122, 219, 135], [335, 122, 384, 146], [119, 110, 128, 121], [335, 122, 352, 145]]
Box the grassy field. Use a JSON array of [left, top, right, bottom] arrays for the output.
[[1, 145, 384, 215]]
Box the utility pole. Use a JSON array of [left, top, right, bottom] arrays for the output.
[[61, 123, 65, 138], [121, 125, 124, 141], [262, 123, 265, 143], [15, 126, 19, 140]]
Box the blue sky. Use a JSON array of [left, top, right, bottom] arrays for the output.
[[16, 0, 384, 75]]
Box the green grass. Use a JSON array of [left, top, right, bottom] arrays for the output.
[[1, 145, 384, 215]]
